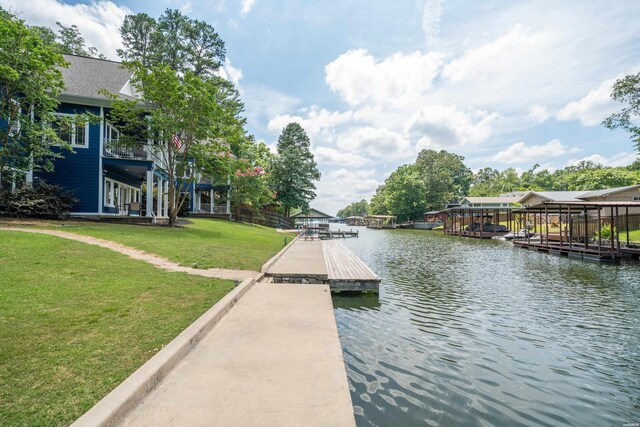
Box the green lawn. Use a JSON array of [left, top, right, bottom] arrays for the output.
[[0, 231, 235, 426], [31, 218, 287, 271]]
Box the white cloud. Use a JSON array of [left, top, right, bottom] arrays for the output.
[[336, 127, 412, 160], [313, 146, 368, 167], [218, 57, 243, 85], [556, 77, 621, 126], [3, 0, 130, 59], [492, 139, 581, 163], [567, 152, 636, 168], [405, 105, 500, 147], [267, 107, 353, 139], [325, 49, 445, 107], [529, 104, 549, 123], [241, 0, 256, 16], [314, 168, 380, 215], [442, 24, 550, 85]]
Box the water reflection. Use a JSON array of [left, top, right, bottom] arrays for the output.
[[332, 225, 640, 426]]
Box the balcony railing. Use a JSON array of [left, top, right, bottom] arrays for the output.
[[103, 139, 150, 161]]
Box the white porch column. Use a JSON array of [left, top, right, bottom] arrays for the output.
[[210, 189, 214, 213], [157, 179, 163, 218], [226, 188, 230, 215], [146, 171, 153, 217], [163, 180, 169, 217]]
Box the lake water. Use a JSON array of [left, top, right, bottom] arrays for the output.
[[332, 225, 640, 426]]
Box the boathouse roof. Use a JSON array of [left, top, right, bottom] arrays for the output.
[[290, 208, 333, 219]]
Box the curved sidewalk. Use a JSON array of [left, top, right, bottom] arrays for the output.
[[0, 227, 257, 281]]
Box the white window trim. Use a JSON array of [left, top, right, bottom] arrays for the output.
[[51, 112, 89, 148]]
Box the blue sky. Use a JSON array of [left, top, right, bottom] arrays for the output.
[[3, 0, 639, 214]]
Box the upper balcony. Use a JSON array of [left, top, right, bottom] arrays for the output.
[[103, 139, 151, 161]]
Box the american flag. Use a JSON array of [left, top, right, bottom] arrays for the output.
[[172, 133, 182, 150]]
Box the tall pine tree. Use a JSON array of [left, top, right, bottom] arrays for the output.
[[270, 123, 321, 217]]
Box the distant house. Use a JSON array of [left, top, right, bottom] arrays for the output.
[[518, 185, 640, 207], [459, 195, 523, 209], [8, 54, 230, 218], [290, 208, 333, 227]]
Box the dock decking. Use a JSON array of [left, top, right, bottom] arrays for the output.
[[264, 239, 380, 292]]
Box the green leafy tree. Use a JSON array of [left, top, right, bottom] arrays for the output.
[[369, 185, 388, 215], [603, 72, 640, 152], [469, 167, 501, 196], [108, 65, 239, 226], [565, 168, 640, 191], [55, 22, 106, 59], [118, 9, 225, 77], [229, 137, 275, 218], [270, 123, 321, 217], [111, 10, 241, 226], [383, 164, 427, 222], [415, 149, 473, 210], [0, 9, 71, 180], [117, 13, 157, 67], [337, 199, 369, 218]]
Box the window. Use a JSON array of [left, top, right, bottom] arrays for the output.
[[51, 114, 88, 147], [634, 196, 640, 201]]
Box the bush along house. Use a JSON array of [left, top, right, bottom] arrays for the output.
[[15, 54, 230, 220]]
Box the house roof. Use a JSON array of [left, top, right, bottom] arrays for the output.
[[59, 54, 136, 102], [519, 190, 586, 203], [462, 197, 521, 204], [520, 185, 640, 204], [290, 208, 333, 218], [579, 184, 640, 199]]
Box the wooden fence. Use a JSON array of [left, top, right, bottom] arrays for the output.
[[234, 207, 293, 229]]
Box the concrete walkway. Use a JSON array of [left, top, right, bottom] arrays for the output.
[[0, 227, 257, 281], [120, 283, 355, 426]]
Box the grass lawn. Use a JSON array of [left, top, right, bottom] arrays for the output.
[[0, 231, 235, 426], [7, 218, 288, 271]]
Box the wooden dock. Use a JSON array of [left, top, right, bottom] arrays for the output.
[[263, 239, 380, 292]]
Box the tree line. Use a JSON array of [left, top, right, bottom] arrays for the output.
[[338, 153, 640, 222], [0, 8, 320, 226]]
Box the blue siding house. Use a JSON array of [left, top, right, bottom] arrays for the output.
[[24, 54, 230, 219]]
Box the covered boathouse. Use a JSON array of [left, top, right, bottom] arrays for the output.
[[512, 200, 640, 263]]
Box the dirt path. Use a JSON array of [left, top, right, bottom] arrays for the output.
[[0, 227, 258, 281]]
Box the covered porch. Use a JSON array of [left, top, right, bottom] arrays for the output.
[[191, 183, 231, 216]]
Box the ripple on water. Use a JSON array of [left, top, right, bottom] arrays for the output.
[[333, 226, 640, 427]]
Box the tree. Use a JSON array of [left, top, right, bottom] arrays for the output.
[[0, 9, 71, 180], [337, 199, 369, 218], [469, 167, 501, 196], [369, 185, 388, 215], [383, 164, 426, 222], [55, 22, 106, 59], [270, 123, 321, 217], [117, 9, 225, 76], [117, 13, 157, 67], [565, 168, 640, 191], [111, 9, 240, 226], [603, 72, 640, 153], [229, 137, 275, 219], [108, 65, 239, 226], [414, 149, 472, 210]]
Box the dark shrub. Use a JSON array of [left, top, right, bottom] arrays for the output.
[[0, 180, 78, 219]]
